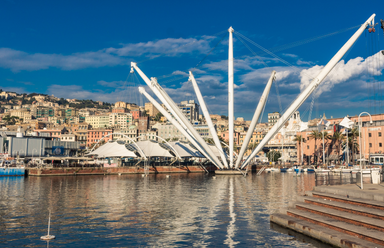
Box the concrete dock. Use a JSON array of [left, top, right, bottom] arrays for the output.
[[271, 183, 384, 248]]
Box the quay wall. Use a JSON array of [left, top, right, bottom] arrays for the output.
[[27, 165, 215, 176]]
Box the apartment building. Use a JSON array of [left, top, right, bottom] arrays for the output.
[[112, 126, 138, 142], [268, 112, 281, 128], [85, 115, 109, 128], [145, 102, 159, 117], [109, 113, 133, 128], [178, 100, 199, 123], [87, 129, 113, 147]]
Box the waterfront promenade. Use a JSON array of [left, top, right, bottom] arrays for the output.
[[271, 182, 384, 247]]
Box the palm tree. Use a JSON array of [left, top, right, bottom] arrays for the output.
[[247, 142, 258, 156], [331, 131, 345, 164], [321, 131, 332, 164], [348, 127, 360, 165], [309, 130, 321, 165], [293, 135, 302, 164]]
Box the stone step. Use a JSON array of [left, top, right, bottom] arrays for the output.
[[297, 195, 384, 221], [293, 202, 384, 232], [284, 208, 384, 246], [310, 191, 384, 210], [270, 213, 384, 248], [312, 185, 384, 202]]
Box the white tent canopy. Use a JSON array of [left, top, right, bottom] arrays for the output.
[[169, 141, 205, 158], [208, 144, 227, 158], [134, 140, 174, 157], [340, 117, 354, 129], [88, 142, 137, 157]]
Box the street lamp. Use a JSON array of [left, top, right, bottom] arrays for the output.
[[358, 112, 373, 190]]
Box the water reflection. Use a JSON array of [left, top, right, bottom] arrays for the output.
[[0, 173, 317, 247]]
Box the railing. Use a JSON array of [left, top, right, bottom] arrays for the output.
[[315, 170, 383, 186], [257, 166, 266, 175]]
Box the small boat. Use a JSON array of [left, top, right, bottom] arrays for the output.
[[293, 166, 302, 173], [315, 167, 330, 173], [265, 167, 280, 172], [307, 166, 315, 173], [41, 211, 55, 240], [0, 162, 25, 177]]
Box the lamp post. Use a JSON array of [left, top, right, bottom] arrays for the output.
[[358, 112, 373, 190]]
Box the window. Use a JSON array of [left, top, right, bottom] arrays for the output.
[[307, 145, 309, 149], [369, 143, 372, 148], [379, 132, 382, 137], [369, 133, 372, 137], [307, 137, 309, 141], [380, 143, 382, 147]]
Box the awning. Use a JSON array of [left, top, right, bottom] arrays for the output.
[[168, 141, 205, 158], [88, 142, 137, 158], [129, 140, 174, 157]]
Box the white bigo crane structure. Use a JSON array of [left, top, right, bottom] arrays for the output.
[[131, 14, 376, 172]]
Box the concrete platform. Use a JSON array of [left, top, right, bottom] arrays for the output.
[[271, 182, 384, 247], [214, 170, 246, 175]]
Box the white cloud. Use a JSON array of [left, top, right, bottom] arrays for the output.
[[106, 37, 214, 57], [46, 84, 146, 104], [97, 80, 126, 88], [299, 51, 384, 96], [0, 36, 217, 72], [0, 48, 126, 72], [0, 86, 27, 93]]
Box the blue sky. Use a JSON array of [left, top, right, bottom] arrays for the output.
[[1, 0, 384, 122]]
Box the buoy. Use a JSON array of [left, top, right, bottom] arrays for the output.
[[166, 175, 170, 178], [368, 28, 372, 33], [212, 176, 216, 179], [142, 174, 145, 177], [118, 173, 121, 176], [41, 211, 55, 240]]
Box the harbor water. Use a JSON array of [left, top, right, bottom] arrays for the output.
[[0, 172, 326, 247]]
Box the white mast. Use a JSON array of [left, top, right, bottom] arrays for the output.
[[234, 71, 275, 168], [131, 63, 192, 135], [228, 26, 235, 168], [132, 63, 224, 169], [149, 78, 224, 169], [138, 87, 222, 169], [241, 14, 376, 169], [189, 71, 229, 169]]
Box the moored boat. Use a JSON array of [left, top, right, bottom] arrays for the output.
[[0, 167, 25, 176]]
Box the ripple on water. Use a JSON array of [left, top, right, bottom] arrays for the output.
[[0, 173, 319, 247]]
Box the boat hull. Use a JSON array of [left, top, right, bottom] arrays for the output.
[[0, 167, 25, 176]]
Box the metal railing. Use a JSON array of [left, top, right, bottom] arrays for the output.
[[315, 170, 383, 186]]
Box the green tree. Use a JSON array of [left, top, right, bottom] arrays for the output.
[[247, 142, 258, 153], [309, 130, 322, 165], [266, 150, 281, 162], [330, 131, 345, 164], [348, 127, 359, 164], [2, 116, 19, 125], [293, 135, 303, 164], [154, 112, 163, 121]]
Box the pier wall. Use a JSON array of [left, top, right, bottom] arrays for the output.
[[27, 165, 215, 176]]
